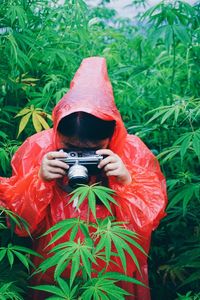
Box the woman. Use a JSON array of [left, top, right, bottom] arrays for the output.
[[0, 57, 167, 299]]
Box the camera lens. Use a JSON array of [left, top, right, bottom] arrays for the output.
[[68, 164, 89, 188]]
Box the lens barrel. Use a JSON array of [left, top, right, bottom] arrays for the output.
[[68, 164, 89, 188]]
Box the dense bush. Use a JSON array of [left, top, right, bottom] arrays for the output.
[[0, 0, 199, 299]]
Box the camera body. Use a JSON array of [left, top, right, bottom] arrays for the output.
[[57, 149, 104, 188], [58, 149, 103, 171]]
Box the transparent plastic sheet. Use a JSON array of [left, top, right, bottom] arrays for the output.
[[0, 57, 167, 299]]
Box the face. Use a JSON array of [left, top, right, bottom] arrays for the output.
[[57, 134, 110, 150]]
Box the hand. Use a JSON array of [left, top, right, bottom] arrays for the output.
[[39, 151, 69, 182], [96, 149, 132, 185]]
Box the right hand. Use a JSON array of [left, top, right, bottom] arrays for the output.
[[39, 151, 69, 181]]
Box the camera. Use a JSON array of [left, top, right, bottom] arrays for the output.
[[57, 149, 104, 188]]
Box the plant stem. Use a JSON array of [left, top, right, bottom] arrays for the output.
[[170, 28, 176, 98]]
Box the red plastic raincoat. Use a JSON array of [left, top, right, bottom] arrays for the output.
[[0, 57, 167, 299]]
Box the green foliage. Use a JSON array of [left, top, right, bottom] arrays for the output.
[[0, 206, 40, 299], [15, 105, 52, 137], [0, 139, 21, 176], [80, 272, 141, 300], [33, 185, 144, 299], [92, 217, 144, 272], [32, 277, 79, 300], [0, 282, 23, 300], [0, 206, 31, 237], [69, 184, 117, 219], [176, 291, 200, 300], [0, 0, 200, 298], [33, 272, 143, 300]]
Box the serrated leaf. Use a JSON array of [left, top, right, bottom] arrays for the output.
[[105, 234, 111, 263], [15, 108, 31, 117], [47, 225, 73, 247], [50, 241, 75, 253], [69, 188, 89, 204], [54, 257, 70, 280], [146, 107, 169, 124], [161, 107, 176, 124], [79, 223, 90, 238], [70, 254, 80, 287], [12, 250, 30, 270], [93, 185, 115, 194], [7, 249, 14, 267], [102, 272, 144, 286], [81, 249, 92, 279], [57, 277, 70, 294], [95, 291, 110, 300], [36, 113, 50, 130], [32, 111, 42, 132], [95, 234, 107, 253], [36, 253, 61, 274], [31, 285, 65, 297], [88, 190, 96, 219], [112, 235, 141, 273], [41, 218, 79, 236], [115, 232, 145, 255], [93, 190, 113, 214], [21, 77, 39, 83], [17, 112, 31, 137], [70, 224, 78, 241], [74, 189, 89, 209], [0, 249, 7, 262]]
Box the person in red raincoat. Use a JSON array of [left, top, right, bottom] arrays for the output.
[[0, 57, 167, 299]]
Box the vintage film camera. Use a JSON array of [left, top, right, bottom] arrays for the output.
[[57, 149, 104, 188]]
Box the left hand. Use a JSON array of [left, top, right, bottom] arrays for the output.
[[96, 149, 132, 185]]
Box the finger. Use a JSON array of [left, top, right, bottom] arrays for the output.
[[106, 170, 120, 177], [46, 166, 67, 176], [52, 174, 65, 179], [48, 159, 69, 170], [104, 162, 119, 172], [46, 151, 67, 160], [98, 155, 119, 169], [45, 173, 65, 180], [96, 149, 114, 156]]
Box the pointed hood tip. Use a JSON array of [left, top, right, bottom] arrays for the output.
[[53, 56, 116, 124], [81, 56, 106, 63], [70, 56, 109, 89]]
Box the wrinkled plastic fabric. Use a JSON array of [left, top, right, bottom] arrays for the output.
[[0, 57, 167, 299]]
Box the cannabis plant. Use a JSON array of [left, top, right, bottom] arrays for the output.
[[32, 185, 145, 299], [0, 206, 42, 299]]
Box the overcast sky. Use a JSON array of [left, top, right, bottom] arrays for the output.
[[86, 0, 197, 18]]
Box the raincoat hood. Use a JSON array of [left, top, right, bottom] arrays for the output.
[[52, 57, 127, 154]]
